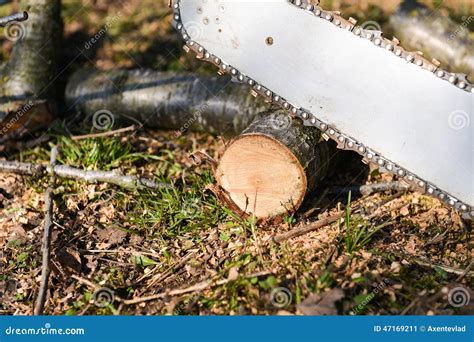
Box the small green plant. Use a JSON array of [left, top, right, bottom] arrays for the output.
[[344, 192, 386, 254]]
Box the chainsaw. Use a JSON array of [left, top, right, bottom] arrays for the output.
[[170, 0, 473, 219]]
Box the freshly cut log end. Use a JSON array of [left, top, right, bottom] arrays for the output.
[[217, 134, 306, 218], [216, 110, 330, 219]]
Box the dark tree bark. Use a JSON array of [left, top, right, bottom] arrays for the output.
[[215, 110, 333, 218], [65, 69, 270, 136]]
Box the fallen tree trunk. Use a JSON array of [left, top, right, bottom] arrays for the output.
[[0, 0, 62, 140], [65, 69, 269, 136], [389, 0, 474, 80], [215, 110, 332, 218]]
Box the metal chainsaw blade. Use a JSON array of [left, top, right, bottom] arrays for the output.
[[172, 0, 474, 217]]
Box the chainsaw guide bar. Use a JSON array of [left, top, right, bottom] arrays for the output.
[[171, 0, 474, 218]]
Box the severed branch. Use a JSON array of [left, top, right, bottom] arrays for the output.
[[389, 0, 474, 80], [0, 160, 169, 190], [65, 69, 269, 137]]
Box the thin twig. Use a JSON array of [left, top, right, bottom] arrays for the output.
[[71, 125, 138, 141], [33, 147, 58, 315], [144, 251, 197, 289], [123, 270, 271, 306], [274, 189, 410, 244], [0, 160, 170, 190], [273, 212, 345, 243], [456, 261, 473, 282], [33, 188, 54, 315], [328, 182, 412, 196], [407, 256, 474, 277], [71, 271, 271, 306]]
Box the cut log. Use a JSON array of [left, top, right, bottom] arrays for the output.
[[65, 69, 269, 136], [389, 0, 474, 80], [215, 110, 332, 218]]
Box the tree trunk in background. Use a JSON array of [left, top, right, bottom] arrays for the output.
[[216, 110, 333, 219], [65, 69, 271, 136], [0, 0, 62, 139], [389, 0, 474, 80]]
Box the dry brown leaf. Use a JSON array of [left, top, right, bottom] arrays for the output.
[[297, 288, 344, 315], [95, 226, 127, 246], [227, 266, 239, 281], [57, 247, 82, 273]]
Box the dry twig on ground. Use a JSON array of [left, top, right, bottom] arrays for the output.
[[0, 160, 169, 190]]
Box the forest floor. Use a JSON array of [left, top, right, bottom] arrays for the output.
[[0, 0, 473, 315]]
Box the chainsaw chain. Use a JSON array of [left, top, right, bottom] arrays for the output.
[[171, 0, 474, 218]]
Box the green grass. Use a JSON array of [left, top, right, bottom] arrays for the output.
[[343, 192, 388, 255], [123, 172, 235, 240], [56, 136, 137, 170]]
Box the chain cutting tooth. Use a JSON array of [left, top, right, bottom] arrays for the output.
[[172, 0, 474, 219]]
